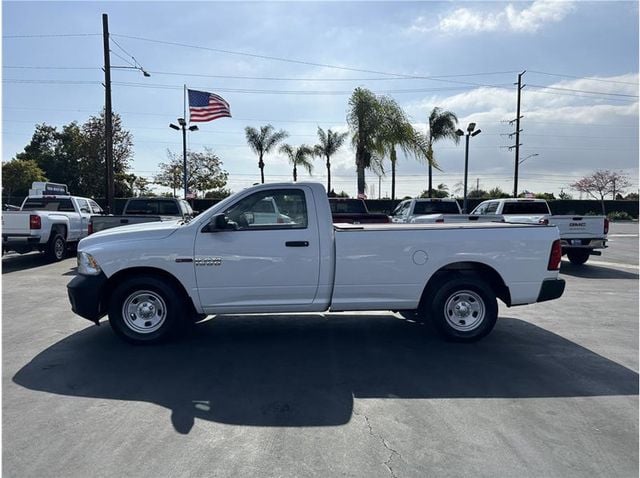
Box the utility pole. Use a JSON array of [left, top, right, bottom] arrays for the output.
[[102, 13, 114, 214], [512, 71, 525, 198]]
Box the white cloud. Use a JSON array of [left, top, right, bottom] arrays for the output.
[[426, 1, 576, 34]]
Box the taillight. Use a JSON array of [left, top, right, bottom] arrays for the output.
[[548, 239, 562, 270], [538, 218, 549, 225], [435, 218, 444, 223], [604, 218, 609, 235], [29, 215, 41, 229], [88, 222, 93, 235]]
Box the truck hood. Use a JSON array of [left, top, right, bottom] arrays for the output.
[[79, 219, 182, 248]]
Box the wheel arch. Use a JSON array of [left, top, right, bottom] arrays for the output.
[[420, 261, 511, 309], [102, 267, 198, 316]]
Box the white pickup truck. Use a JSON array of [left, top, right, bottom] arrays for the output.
[[2, 183, 103, 261], [471, 198, 609, 265], [67, 182, 565, 345]]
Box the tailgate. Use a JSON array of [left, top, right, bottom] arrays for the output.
[[550, 216, 605, 239], [1, 212, 32, 235]]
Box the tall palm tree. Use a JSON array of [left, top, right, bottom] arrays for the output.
[[245, 124, 289, 183], [279, 144, 314, 182], [314, 127, 348, 193], [347, 87, 385, 197], [376, 97, 429, 200], [427, 107, 459, 197]]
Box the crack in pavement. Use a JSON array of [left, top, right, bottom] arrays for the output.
[[354, 409, 403, 478]]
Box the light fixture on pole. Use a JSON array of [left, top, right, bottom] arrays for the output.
[[519, 153, 539, 165], [456, 122, 482, 214], [169, 118, 198, 199]]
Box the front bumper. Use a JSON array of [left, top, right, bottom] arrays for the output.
[[536, 278, 566, 303], [67, 272, 108, 323]]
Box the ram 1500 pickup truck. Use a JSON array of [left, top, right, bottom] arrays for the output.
[[2, 183, 103, 261], [67, 182, 565, 345], [471, 198, 609, 265]]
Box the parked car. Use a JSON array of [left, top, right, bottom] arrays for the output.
[[68, 182, 565, 345], [329, 198, 390, 224], [2, 182, 101, 261], [89, 197, 194, 234], [391, 198, 461, 223], [470, 198, 609, 265]]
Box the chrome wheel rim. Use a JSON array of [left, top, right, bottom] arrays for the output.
[[54, 238, 65, 259], [444, 289, 485, 332], [122, 290, 167, 334]]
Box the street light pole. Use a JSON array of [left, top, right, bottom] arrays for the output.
[[170, 119, 198, 199], [456, 122, 482, 214]]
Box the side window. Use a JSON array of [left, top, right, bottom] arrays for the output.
[[158, 201, 179, 215], [76, 199, 90, 213], [472, 203, 487, 215], [223, 189, 308, 230], [485, 202, 499, 214], [89, 200, 103, 214]]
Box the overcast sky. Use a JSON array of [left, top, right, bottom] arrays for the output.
[[3, 0, 638, 198]]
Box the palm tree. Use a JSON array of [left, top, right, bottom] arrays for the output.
[[376, 97, 429, 200], [314, 127, 348, 193], [279, 144, 314, 182], [427, 107, 460, 197], [347, 87, 385, 197], [245, 124, 289, 183]]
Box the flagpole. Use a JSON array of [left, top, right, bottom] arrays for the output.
[[183, 85, 188, 199], [183, 84, 187, 122]]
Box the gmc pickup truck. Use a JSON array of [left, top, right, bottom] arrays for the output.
[[68, 182, 565, 345], [471, 198, 609, 265], [2, 182, 102, 261]]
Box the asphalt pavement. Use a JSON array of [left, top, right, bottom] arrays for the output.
[[2, 222, 638, 477]]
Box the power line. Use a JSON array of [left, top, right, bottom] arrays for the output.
[[2, 33, 101, 38], [528, 70, 638, 86], [527, 84, 638, 98]]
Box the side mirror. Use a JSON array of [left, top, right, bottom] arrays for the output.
[[204, 213, 237, 232]]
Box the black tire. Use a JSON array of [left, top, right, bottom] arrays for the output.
[[46, 233, 66, 262], [567, 249, 590, 265], [429, 274, 498, 342], [108, 275, 187, 344]]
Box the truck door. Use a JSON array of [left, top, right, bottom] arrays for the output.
[[74, 198, 92, 239], [194, 187, 321, 311]]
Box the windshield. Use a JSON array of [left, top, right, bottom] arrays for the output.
[[413, 201, 460, 215]]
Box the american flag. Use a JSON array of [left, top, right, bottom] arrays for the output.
[[188, 89, 231, 122]]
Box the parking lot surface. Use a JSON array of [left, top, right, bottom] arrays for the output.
[[2, 222, 638, 477]]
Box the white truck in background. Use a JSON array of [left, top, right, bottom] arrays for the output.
[[68, 182, 565, 345], [392, 198, 502, 225], [471, 198, 609, 265], [2, 182, 102, 261]]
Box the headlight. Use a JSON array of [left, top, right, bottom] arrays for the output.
[[77, 251, 102, 276]]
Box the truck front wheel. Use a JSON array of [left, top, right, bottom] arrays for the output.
[[567, 249, 590, 265], [108, 276, 186, 344], [430, 275, 498, 342]]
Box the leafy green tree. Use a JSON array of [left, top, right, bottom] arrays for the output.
[[467, 189, 488, 199], [314, 127, 348, 193], [156, 148, 228, 198], [534, 192, 556, 200], [377, 97, 429, 200], [426, 107, 460, 196], [487, 186, 510, 199], [245, 125, 289, 183], [2, 159, 47, 202], [204, 188, 232, 199], [558, 189, 573, 200], [624, 192, 639, 200], [347, 88, 385, 197], [15, 111, 133, 197], [420, 183, 449, 198], [280, 144, 314, 182]]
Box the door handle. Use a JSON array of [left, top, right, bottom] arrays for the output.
[[285, 241, 309, 247]]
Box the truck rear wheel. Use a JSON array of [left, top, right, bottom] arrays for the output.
[[430, 275, 498, 342], [567, 249, 590, 265], [108, 275, 186, 344], [46, 234, 66, 262]]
